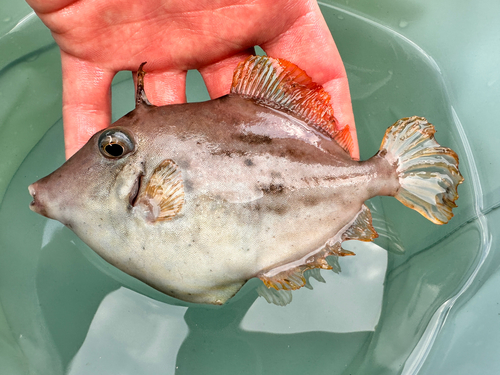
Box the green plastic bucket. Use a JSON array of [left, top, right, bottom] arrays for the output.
[[1, 1, 498, 374]]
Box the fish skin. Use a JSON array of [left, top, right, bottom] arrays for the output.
[[28, 93, 399, 304], [28, 56, 462, 305]]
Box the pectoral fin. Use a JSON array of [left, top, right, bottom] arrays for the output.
[[135, 160, 184, 222]]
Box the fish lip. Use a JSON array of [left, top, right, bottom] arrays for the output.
[[129, 173, 142, 207], [28, 183, 39, 211], [28, 183, 49, 217], [28, 184, 36, 206]]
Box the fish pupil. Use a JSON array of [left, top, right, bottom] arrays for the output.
[[105, 143, 124, 157]]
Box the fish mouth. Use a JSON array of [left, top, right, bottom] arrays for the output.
[[28, 183, 49, 218], [129, 173, 143, 206], [28, 184, 37, 210]]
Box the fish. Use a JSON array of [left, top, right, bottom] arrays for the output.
[[28, 56, 463, 305]]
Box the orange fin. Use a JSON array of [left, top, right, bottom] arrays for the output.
[[257, 268, 331, 305], [135, 160, 184, 222], [342, 204, 378, 241], [257, 205, 376, 295], [258, 241, 353, 292], [257, 263, 339, 306], [304, 268, 326, 289], [332, 125, 355, 159], [231, 55, 354, 156]]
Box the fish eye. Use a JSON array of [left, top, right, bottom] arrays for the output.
[[98, 129, 135, 159]]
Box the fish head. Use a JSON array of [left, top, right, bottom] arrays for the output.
[[28, 124, 147, 229]]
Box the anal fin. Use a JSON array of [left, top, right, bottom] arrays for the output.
[[258, 241, 351, 292], [257, 285, 292, 306], [258, 205, 377, 296], [342, 204, 378, 241]]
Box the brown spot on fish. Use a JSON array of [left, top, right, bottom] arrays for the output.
[[183, 179, 193, 192], [251, 202, 261, 212], [279, 147, 307, 160], [210, 149, 247, 158], [262, 183, 285, 195], [246, 201, 288, 216], [269, 204, 288, 215], [176, 158, 191, 169], [244, 159, 254, 166], [302, 195, 322, 207], [236, 133, 272, 145]]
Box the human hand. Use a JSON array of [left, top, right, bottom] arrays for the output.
[[26, 0, 358, 159]]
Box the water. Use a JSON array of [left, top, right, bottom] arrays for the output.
[[0, 3, 486, 375]]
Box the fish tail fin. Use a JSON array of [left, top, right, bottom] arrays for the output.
[[380, 116, 463, 224]]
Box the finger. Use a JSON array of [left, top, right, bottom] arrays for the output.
[[261, 2, 359, 159], [26, 0, 77, 15], [198, 48, 255, 99], [61, 51, 115, 159], [132, 69, 187, 106]]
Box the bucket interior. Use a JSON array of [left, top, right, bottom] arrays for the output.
[[0, 1, 496, 374]]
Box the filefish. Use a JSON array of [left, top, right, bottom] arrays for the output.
[[28, 56, 463, 305]]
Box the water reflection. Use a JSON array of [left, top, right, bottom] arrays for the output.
[[174, 283, 372, 375], [67, 288, 188, 375], [241, 242, 387, 334], [64, 241, 386, 374]]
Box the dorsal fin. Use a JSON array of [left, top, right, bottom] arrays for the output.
[[231, 55, 354, 156], [136, 62, 153, 107]]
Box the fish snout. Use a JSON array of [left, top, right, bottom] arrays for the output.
[[28, 181, 51, 218]]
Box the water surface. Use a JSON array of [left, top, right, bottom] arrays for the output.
[[0, 3, 485, 375]]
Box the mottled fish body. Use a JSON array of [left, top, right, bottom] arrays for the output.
[[29, 56, 463, 305]]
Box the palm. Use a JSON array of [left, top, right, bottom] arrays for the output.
[[45, 1, 297, 68], [28, 0, 357, 158]]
